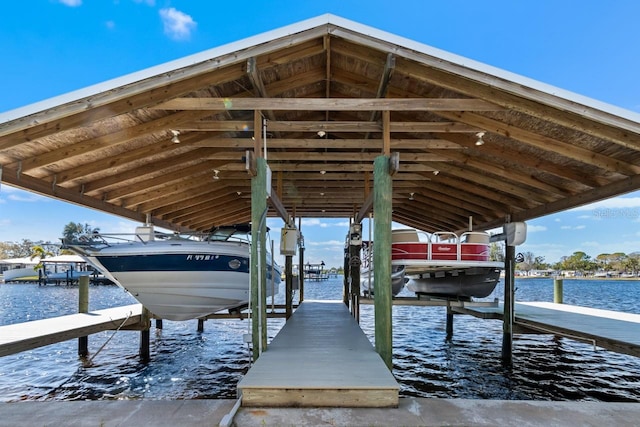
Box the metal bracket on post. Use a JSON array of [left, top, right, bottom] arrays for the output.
[[388, 152, 400, 176], [245, 150, 257, 177]]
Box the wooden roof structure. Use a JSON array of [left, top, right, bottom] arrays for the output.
[[1, 14, 640, 234]]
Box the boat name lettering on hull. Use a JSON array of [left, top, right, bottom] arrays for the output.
[[186, 254, 220, 261]]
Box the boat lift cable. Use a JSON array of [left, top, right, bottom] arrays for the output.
[[86, 311, 133, 365]]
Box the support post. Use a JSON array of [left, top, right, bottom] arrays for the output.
[[139, 307, 151, 362], [251, 156, 268, 361], [373, 155, 393, 370], [502, 244, 515, 365], [349, 223, 362, 320], [554, 277, 563, 304], [446, 306, 454, 339], [298, 218, 305, 303], [155, 319, 163, 330], [78, 275, 89, 356], [343, 241, 350, 307], [197, 319, 205, 333], [285, 255, 293, 319]]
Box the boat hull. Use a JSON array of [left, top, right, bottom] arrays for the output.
[[2, 267, 39, 282], [76, 241, 281, 321], [361, 265, 406, 297], [405, 266, 501, 299]]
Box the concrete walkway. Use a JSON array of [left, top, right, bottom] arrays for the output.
[[2, 398, 640, 426]]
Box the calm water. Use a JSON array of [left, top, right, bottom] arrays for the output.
[[1, 277, 640, 402]]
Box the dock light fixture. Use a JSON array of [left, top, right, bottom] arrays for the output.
[[317, 130, 326, 137], [170, 129, 181, 144], [320, 170, 326, 175], [409, 192, 415, 201], [433, 170, 439, 176], [212, 169, 220, 180], [475, 131, 485, 146]]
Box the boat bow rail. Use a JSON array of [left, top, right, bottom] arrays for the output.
[[64, 225, 254, 255]]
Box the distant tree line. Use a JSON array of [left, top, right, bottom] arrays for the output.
[[515, 250, 640, 276], [0, 222, 99, 259], [2, 226, 638, 277]]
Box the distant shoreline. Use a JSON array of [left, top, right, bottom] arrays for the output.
[[515, 275, 639, 281]]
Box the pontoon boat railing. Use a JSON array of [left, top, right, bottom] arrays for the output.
[[391, 231, 490, 262]]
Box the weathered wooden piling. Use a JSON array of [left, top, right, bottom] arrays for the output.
[[502, 244, 515, 364], [78, 275, 89, 356], [298, 216, 305, 303], [139, 307, 151, 362], [250, 153, 268, 360], [343, 243, 350, 307], [373, 155, 393, 370], [285, 255, 293, 319], [349, 223, 362, 321], [554, 277, 564, 304]]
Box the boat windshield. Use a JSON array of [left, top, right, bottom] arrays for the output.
[[207, 224, 252, 242]]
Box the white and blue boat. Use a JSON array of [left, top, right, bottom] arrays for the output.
[[67, 224, 281, 321]]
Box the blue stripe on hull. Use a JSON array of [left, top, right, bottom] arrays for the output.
[[95, 253, 282, 283], [97, 254, 250, 273]]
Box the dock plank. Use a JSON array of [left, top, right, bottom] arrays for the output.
[[238, 300, 399, 407], [453, 301, 640, 357], [0, 304, 144, 357]]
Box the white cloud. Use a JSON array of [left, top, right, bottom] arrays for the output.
[[159, 8, 196, 41], [526, 224, 547, 233], [560, 224, 586, 231], [307, 240, 344, 247], [133, 0, 156, 5], [301, 218, 348, 228], [8, 193, 48, 203], [571, 197, 640, 211], [58, 0, 82, 6]]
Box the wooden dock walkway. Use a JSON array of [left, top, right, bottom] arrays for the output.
[[0, 304, 144, 357], [238, 300, 399, 407], [454, 301, 640, 357]]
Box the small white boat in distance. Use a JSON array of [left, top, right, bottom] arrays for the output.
[[66, 224, 281, 321], [393, 229, 503, 299]]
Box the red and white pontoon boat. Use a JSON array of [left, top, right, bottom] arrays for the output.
[[392, 229, 503, 299]]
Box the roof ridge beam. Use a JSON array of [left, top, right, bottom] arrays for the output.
[[152, 97, 504, 112]]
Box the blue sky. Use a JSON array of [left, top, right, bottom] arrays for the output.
[[1, 0, 639, 268]]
